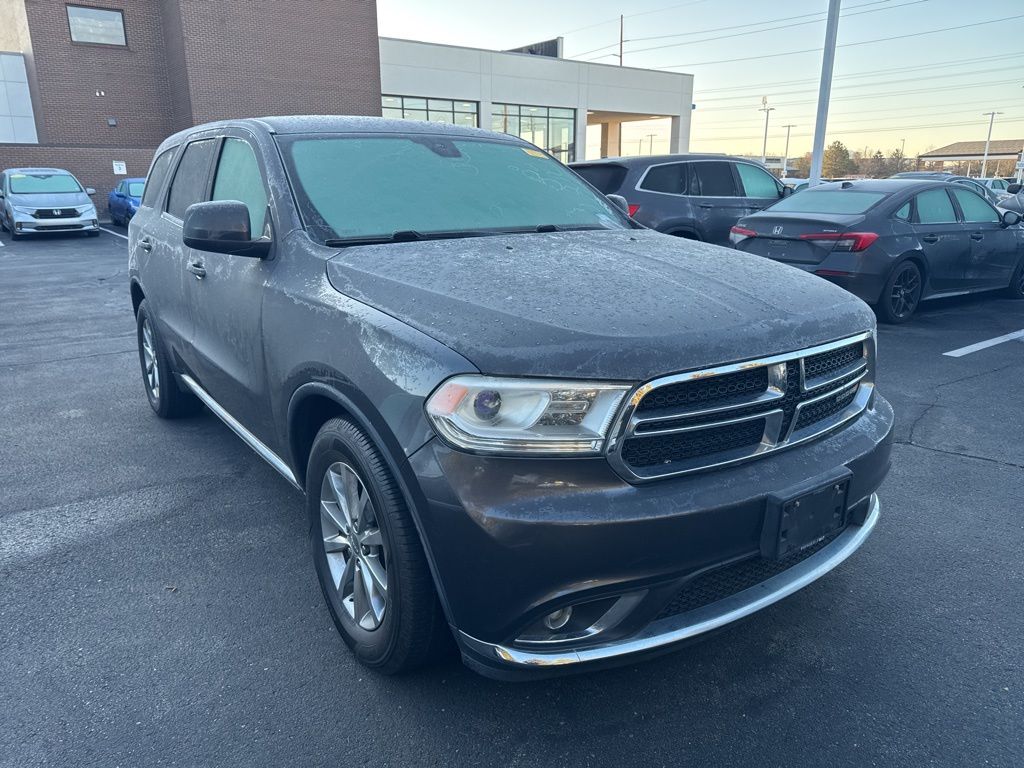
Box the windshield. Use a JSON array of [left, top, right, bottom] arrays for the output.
[[277, 134, 628, 242], [9, 172, 83, 195], [769, 189, 886, 215], [127, 181, 145, 197]]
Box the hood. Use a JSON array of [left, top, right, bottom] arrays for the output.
[[9, 192, 92, 209], [325, 230, 875, 381]]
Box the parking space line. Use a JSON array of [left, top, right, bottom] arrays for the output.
[[99, 226, 129, 241], [943, 329, 1024, 358]]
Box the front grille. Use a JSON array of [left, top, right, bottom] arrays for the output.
[[622, 418, 765, 467], [612, 335, 871, 480], [655, 531, 841, 620], [804, 341, 863, 381], [32, 208, 79, 219]]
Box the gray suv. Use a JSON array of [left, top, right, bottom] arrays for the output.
[[129, 117, 893, 679], [571, 154, 789, 245], [0, 167, 100, 238]]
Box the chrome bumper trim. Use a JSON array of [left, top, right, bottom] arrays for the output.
[[460, 493, 880, 669]]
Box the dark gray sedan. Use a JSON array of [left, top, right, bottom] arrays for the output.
[[731, 179, 1024, 322]]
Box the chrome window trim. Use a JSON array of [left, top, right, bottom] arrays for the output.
[[460, 494, 880, 669], [606, 332, 874, 482]]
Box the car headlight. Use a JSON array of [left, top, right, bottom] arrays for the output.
[[12, 206, 35, 215], [79, 204, 96, 215], [425, 375, 631, 455]]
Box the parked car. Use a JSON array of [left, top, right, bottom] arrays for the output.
[[975, 177, 1013, 194], [129, 117, 893, 678], [730, 179, 1024, 323], [0, 167, 99, 239], [108, 177, 145, 226], [570, 154, 790, 246], [890, 172, 1007, 209]]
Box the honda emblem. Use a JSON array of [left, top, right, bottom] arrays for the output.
[[772, 225, 784, 235]]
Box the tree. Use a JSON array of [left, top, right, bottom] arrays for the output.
[[822, 141, 854, 177], [791, 152, 812, 177], [868, 150, 886, 178], [889, 147, 906, 175]]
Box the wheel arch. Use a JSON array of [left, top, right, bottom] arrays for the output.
[[130, 279, 145, 317]]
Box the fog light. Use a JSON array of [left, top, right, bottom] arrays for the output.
[[543, 607, 572, 631], [15, 223, 22, 231]]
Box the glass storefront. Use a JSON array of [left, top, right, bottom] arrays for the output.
[[491, 104, 576, 163], [381, 95, 478, 127]]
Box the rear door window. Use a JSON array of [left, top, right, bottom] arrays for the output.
[[913, 188, 957, 224], [573, 164, 627, 194], [211, 138, 269, 235], [142, 147, 176, 208], [694, 162, 739, 196], [736, 163, 781, 198], [165, 139, 217, 220], [951, 188, 1000, 223], [639, 163, 693, 194]]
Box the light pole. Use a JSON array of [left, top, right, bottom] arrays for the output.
[[781, 124, 796, 178], [981, 111, 1002, 178], [898, 137, 906, 173], [759, 98, 775, 165], [809, 0, 842, 187]]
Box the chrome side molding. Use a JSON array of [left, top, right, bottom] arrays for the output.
[[179, 374, 301, 490]]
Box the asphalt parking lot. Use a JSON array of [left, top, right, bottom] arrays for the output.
[[1, 228, 1022, 768]]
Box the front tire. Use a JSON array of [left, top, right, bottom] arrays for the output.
[[876, 260, 922, 323], [307, 417, 448, 674], [135, 299, 199, 418], [1006, 258, 1024, 299]]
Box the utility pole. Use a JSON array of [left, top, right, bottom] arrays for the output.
[[759, 97, 775, 165], [981, 111, 1002, 178], [809, 0, 841, 187], [618, 15, 624, 66], [781, 124, 796, 178], [645, 133, 657, 155], [898, 137, 906, 173]]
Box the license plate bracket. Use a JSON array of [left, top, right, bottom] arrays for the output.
[[761, 470, 851, 560]]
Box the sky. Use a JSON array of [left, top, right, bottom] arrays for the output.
[[376, 0, 1024, 160]]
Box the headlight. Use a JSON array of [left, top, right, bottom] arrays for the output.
[[79, 204, 96, 215], [425, 375, 631, 455], [12, 206, 35, 215]]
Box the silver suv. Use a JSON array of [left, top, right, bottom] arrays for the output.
[[0, 167, 99, 239]]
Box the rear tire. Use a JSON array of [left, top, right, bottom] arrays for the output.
[[135, 299, 199, 418], [876, 260, 922, 324], [306, 417, 448, 674], [1006, 258, 1024, 299]]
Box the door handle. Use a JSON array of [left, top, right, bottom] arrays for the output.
[[921, 234, 939, 244], [187, 261, 206, 279], [970, 232, 984, 241], [139, 238, 153, 253], [697, 203, 714, 209]]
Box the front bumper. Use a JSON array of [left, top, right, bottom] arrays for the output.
[[409, 393, 894, 679], [12, 212, 99, 234]]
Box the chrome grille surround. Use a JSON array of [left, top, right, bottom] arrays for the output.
[[606, 332, 875, 482]]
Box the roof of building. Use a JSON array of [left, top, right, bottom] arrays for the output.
[[919, 140, 1024, 159]]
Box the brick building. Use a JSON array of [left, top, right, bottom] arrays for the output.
[[0, 0, 382, 195]]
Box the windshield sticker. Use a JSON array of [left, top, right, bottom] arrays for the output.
[[521, 148, 545, 158]]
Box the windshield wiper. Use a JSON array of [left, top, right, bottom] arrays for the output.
[[324, 230, 499, 247]]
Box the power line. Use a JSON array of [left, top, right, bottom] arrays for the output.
[[695, 100, 1022, 127], [688, 116, 1024, 144], [556, 0, 712, 39], [657, 13, 1024, 69]]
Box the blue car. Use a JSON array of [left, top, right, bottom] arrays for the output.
[[108, 177, 145, 226]]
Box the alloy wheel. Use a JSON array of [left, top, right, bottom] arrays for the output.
[[319, 462, 389, 630], [889, 265, 921, 319], [141, 317, 160, 399]]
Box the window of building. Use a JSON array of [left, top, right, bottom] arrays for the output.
[[382, 95, 478, 127], [166, 139, 217, 220], [212, 138, 269, 235], [492, 104, 576, 163], [66, 5, 127, 46]]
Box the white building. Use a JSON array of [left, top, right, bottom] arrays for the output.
[[378, 37, 694, 163]]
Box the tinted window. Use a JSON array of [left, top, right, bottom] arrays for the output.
[[639, 163, 688, 194], [914, 188, 957, 224], [736, 163, 780, 198], [212, 138, 269, 235], [166, 139, 216, 220], [279, 136, 628, 242], [768, 189, 886, 214], [694, 162, 738, 196], [952, 188, 999, 223], [990, 179, 1007, 191], [142, 148, 177, 208], [573, 164, 627, 194], [8, 172, 82, 194]]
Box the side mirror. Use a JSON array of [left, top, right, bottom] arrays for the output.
[[1008, 183, 1022, 195], [182, 200, 271, 258], [85, 187, 96, 195], [606, 194, 630, 215], [1000, 209, 1021, 227], [781, 186, 794, 198]]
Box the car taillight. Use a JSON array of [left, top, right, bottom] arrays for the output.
[[627, 204, 640, 217], [729, 225, 757, 245], [799, 232, 879, 252]]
